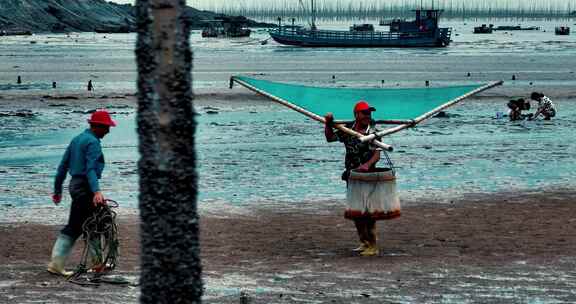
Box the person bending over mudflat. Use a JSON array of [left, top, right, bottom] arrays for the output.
[[530, 92, 556, 120], [507, 98, 532, 121]]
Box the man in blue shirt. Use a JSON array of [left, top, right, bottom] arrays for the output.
[[47, 110, 116, 276]]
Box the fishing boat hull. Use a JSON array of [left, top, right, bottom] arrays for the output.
[[473, 24, 494, 34], [269, 27, 451, 47], [555, 27, 570, 35]]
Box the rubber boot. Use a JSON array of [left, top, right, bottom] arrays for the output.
[[352, 240, 369, 252], [353, 219, 368, 252], [368, 220, 378, 247], [47, 233, 75, 277], [360, 220, 379, 257], [360, 244, 379, 256], [87, 236, 104, 273]]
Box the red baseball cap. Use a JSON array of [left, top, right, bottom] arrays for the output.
[[354, 100, 376, 113], [87, 110, 116, 127]]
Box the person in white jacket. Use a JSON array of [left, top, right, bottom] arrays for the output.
[[530, 92, 556, 120]]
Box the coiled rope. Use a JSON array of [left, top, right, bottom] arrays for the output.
[[68, 199, 121, 286]]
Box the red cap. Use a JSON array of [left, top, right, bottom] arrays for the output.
[[87, 110, 116, 127], [354, 100, 376, 113]]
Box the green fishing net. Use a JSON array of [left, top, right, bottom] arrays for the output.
[[234, 76, 486, 122]]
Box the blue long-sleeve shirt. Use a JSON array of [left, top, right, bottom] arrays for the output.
[[54, 129, 105, 194]]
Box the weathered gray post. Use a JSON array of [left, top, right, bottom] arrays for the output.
[[135, 0, 202, 303]]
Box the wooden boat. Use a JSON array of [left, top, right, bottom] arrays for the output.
[[269, 3, 451, 48], [555, 26, 570, 35], [0, 30, 32, 36], [473, 24, 493, 34], [201, 16, 251, 38], [94, 26, 132, 34], [493, 25, 540, 31]]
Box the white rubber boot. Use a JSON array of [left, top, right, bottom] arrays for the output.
[[352, 240, 369, 252], [47, 233, 75, 277]]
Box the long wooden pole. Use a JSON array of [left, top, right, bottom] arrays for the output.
[[359, 80, 504, 142], [231, 76, 393, 151]]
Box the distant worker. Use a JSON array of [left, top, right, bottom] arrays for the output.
[[47, 110, 116, 276], [87, 80, 94, 91], [324, 101, 384, 257], [529, 92, 556, 120], [507, 98, 530, 121]]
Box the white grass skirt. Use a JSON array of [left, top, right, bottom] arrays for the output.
[[345, 168, 401, 220]]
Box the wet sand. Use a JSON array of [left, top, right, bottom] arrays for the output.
[[1, 190, 576, 303], [3, 26, 576, 302], [0, 89, 272, 112], [2, 89, 576, 302]]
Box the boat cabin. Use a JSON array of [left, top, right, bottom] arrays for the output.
[[350, 24, 374, 32], [388, 9, 442, 33]]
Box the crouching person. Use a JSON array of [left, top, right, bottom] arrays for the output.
[[530, 92, 556, 120]]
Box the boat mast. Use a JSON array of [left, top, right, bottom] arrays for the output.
[[310, 0, 317, 30]]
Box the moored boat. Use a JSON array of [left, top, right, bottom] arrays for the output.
[[555, 26, 570, 35], [0, 29, 33, 36], [269, 2, 451, 48], [493, 25, 540, 31], [473, 24, 494, 34], [201, 16, 251, 38]]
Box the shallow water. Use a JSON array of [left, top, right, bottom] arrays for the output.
[[1, 97, 575, 209], [1, 20, 576, 210]]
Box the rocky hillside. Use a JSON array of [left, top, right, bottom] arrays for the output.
[[0, 0, 269, 34]]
